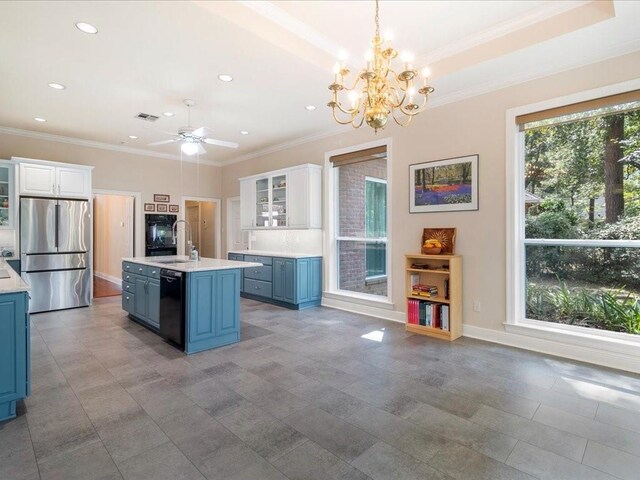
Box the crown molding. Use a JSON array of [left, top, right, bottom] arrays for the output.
[[422, 0, 592, 65], [0, 126, 222, 167], [220, 126, 346, 166]]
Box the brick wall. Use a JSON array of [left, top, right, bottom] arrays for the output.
[[338, 158, 388, 296]]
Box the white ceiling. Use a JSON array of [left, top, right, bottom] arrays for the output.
[[0, 1, 638, 166]]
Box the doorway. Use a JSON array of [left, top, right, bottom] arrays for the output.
[[227, 196, 249, 252], [183, 198, 219, 258], [93, 193, 135, 298]]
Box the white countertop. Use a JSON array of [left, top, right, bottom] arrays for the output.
[[0, 258, 30, 294], [228, 250, 321, 259], [122, 256, 262, 273]]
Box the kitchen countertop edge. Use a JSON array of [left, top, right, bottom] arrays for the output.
[[228, 250, 322, 259], [0, 258, 31, 294], [122, 256, 262, 273]]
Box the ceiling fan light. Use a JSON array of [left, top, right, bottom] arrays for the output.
[[181, 141, 199, 156]]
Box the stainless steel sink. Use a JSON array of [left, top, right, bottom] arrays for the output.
[[153, 259, 193, 265]]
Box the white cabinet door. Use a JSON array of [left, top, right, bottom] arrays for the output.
[[57, 168, 90, 198], [239, 179, 255, 229], [20, 164, 56, 196], [286, 168, 309, 228]]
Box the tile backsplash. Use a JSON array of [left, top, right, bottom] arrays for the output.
[[250, 229, 322, 255], [0, 229, 16, 254]]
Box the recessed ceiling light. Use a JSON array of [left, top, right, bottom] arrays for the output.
[[305, 105, 317, 111], [163, 112, 174, 117], [75, 22, 98, 34], [128, 135, 138, 139], [240, 131, 249, 135], [48, 83, 66, 90], [218, 74, 233, 82], [34, 117, 46, 122]]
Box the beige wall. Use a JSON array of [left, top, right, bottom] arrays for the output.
[[0, 134, 222, 207], [221, 51, 640, 332], [94, 194, 133, 280]]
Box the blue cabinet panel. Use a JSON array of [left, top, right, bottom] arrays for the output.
[[227, 254, 244, 292], [147, 279, 160, 328], [309, 257, 323, 300], [187, 269, 240, 354], [244, 265, 272, 282], [0, 292, 28, 422], [297, 259, 310, 303], [122, 292, 135, 314], [133, 276, 148, 319]]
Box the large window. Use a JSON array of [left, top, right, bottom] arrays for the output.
[[365, 177, 387, 280], [518, 92, 640, 335], [331, 146, 388, 299]]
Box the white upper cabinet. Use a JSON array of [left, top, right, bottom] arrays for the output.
[[19, 163, 56, 196], [56, 167, 90, 198], [240, 164, 321, 230], [17, 159, 92, 199]]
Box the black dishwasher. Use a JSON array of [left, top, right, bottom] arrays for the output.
[[159, 269, 185, 349]]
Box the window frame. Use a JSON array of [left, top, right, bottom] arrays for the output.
[[364, 176, 388, 281], [506, 78, 640, 347], [324, 138, 393, 306]]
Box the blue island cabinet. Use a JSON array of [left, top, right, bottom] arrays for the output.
[[0, 292, 29, 422], [186, 269, 241, 354], [122, 262, 160, 330]]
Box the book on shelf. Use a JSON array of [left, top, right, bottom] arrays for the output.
[[411, 284, 438, 297], [444, 279, 450, 300], [410, 273, 420, 289], [407, 299, 450, 332]]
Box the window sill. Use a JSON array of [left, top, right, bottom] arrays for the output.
[[365, 275, 387, 286], [323, 290, 395, 310], [504, 320, 640, 357]]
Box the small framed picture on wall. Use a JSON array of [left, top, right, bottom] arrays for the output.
[[154, 194, 170, 203], [169, 204, 179, 213], [157, 204, 168, 212], [144, 203, 156, 212]]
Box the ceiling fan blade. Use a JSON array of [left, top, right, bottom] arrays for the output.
[[192, 126, 214, 138], [203, 138, 239, 149], [147, 138, 179, 146], [197, 143, 207, 156]]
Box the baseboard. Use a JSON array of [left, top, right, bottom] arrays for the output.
[[322, 296, 405, 324], [94, 271, 122, 286], [463, 324, 640, 374]]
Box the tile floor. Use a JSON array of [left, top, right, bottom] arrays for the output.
[[2, 296, 640, 480]]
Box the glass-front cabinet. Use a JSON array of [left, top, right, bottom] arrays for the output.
[[0, 162, 14, 229], [253, 174, 288, 228]]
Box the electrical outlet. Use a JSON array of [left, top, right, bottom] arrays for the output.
[[473, 301, 481, 312]]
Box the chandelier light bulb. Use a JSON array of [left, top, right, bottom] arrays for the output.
[[422, 67, 431, 78], [338, 50, 348, 61], [384, 30, 394, 42], [333, 62, 341, 75], [348, 90, 359, 108], [181, 141, 199, 156]]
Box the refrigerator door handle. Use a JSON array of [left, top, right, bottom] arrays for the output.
[[54, 204, 59, 248]]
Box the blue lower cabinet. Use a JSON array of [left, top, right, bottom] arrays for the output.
[[227, 254, 244, 292], [273, 258, 295, 303], [186, 269, 240, 354], [0, 292, 29, 422], [237, 255, 322, 310], [122, 266, 160, 331]]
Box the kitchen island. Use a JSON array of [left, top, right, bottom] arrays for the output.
[[0, 258, 30, 422], [121, 256, 261, 354]]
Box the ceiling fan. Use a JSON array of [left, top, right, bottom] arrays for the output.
[[148, 99, 238, 156]]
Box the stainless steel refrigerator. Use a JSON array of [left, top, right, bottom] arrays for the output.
[[20, 197, 91, 313]]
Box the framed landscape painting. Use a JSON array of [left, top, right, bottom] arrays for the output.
[[409, 154, 478, 213]]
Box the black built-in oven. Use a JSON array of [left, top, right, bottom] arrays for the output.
[[145, 214, 177, 256]]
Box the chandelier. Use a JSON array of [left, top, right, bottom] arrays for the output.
[[327, 0, 434, 133]]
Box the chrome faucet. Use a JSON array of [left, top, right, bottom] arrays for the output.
[[172, 219, 193, 253]]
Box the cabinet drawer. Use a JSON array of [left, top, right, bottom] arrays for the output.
[[122, 281, 135, 294], [244, 278, 272, 298], [147, 266, 161, 279], [244, 266, 272, 282], [123, 261, 148, 276], [244, 255, 271, 265], [228, 253, 244, 261], [122, 271, 136, 284], [122, 292, 135, 314]]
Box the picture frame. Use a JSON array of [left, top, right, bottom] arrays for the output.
[[156, 204, 168, 212], [169, 204, 179, 213], [144, 203, 156, 212], [409, 154, 478, 213], [154, 194, 170, 203], [421, 228, 456, 255]]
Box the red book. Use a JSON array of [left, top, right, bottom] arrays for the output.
[[433, 304, 439, 328]]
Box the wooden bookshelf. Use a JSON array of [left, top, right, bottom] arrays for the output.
[[405, 253, 462, 341]]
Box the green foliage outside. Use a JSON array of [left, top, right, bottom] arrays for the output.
[[524, 106, 640, 333]]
